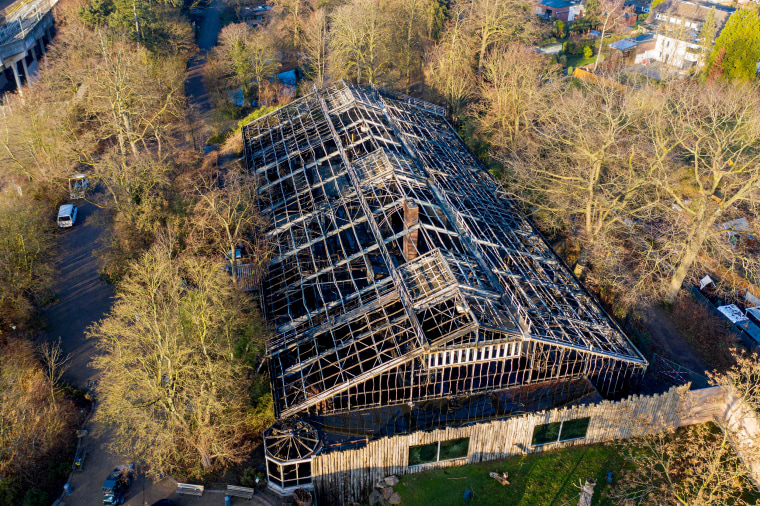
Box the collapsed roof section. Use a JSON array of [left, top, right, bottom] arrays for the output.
[[243, 81, 647, 420]]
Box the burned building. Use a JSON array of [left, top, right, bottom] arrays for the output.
[[242, 81, 647, 497]]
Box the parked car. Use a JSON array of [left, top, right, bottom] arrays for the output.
[[103, 464, 135, 505], [57, 204, 78, 228]]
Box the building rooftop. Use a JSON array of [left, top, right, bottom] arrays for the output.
[[610, 34, 655, 51], [538, 0, 583, 8], [243, 82, 646, 423], [0, 0, 55, 48], [649, 0, 734, 30]]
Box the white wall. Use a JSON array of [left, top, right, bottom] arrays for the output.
[[568, 4, 585, 21], [649, 34, 701, 69]]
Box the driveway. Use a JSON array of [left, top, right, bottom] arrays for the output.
[[45, 206, 242, 506]]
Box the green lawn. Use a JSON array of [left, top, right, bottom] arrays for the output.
[[566, 55, 599, 69], [395, 443, 626, 506]]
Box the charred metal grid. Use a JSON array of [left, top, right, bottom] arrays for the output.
[[242, 81, 647, 421], [309, 378, 601, 446]]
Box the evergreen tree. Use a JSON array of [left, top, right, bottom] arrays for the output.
[[698, 7, 716, 68], [704, 8, 760, 82], [584, 0, 601, 28]]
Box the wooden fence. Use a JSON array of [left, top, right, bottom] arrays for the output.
[[312, 386, 690, 504]]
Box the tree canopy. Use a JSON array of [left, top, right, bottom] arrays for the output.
[[89, 241, 264, 477], [705, 8, 760, 83]]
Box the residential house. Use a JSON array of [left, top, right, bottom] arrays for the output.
[[637, 0, 734, 70], [621, 11, 640, 28], [535, 0, 585, 22], [625, 0, 653, 15], [241, 3, 271, 28], [609, 33, 656, 60]]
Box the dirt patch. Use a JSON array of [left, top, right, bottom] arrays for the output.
[[669, 293, 739, 373], [640, 303, 709, 376]]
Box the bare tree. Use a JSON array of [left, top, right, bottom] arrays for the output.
[[302, 8, 330, 87], [84, 33, 183, 158], [94, 150, 171, 222], [424, 6, 475, 118], [0, 339, 75, 481], [272, 0, 312, 50], [89, 239, 261, 477], [708, 348, 760, 413], [217, 23, 280, 105], [614, 422, 757, 505], [38, 338, 73, 409], [613, 348, 760, 505], [508, 80, 760, 302], [638, 82, 760, 302], [0, 195, 55, 326], [592, 0, 630, 71], [329, 0, 392, 85], [390, 0, 429, 93], [460, 0, 538, 79], [474, 44, 557, 149], [190, 169, 270, 286], [0, 87, 88, 185], [509, 81, 653, 249]]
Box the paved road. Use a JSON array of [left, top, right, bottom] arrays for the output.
[[41, 201, 156, 505], [43, 202, 113, 387], [47, 3, 232, 503], [185, 0, 222, 131]]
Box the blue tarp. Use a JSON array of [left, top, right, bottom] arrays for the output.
[[276, 69, 297, 87]]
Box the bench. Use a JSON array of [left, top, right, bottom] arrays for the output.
[[226, 485, 255, 500], [176, 483, 204, 497], [72, 448, 86, 471]]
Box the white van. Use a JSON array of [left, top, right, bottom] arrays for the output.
[[58, 204, 78, 228]]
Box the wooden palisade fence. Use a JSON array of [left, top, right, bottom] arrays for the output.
[[310, 386, 759, 505]]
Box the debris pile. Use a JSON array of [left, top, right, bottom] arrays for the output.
[[368, 475, 401, 505]]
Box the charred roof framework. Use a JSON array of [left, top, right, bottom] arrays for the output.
[[243, 82, 647, 434]]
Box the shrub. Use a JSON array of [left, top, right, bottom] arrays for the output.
[[207, 129, 233, 145], [0, 477, 23, 506], [553, 19, 566, 38], [22, 489, 48, 506], [237, 105, 281, 129], [583, 45, 594, 58], [240, 466, 267, 487]]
